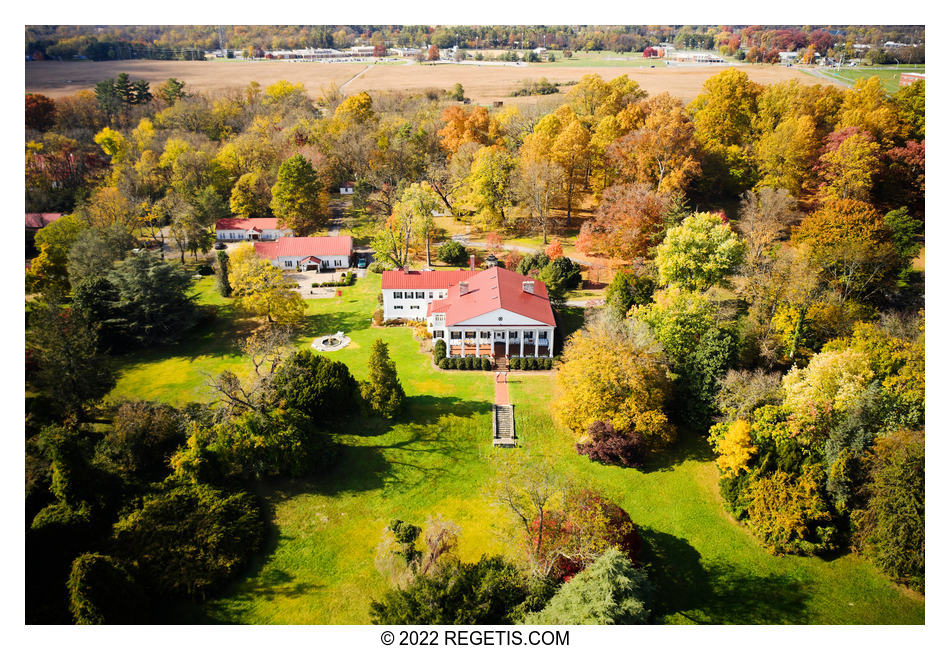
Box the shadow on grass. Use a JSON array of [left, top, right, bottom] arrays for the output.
[[639, 432, 716, 474], [640, 527, 811, 624]]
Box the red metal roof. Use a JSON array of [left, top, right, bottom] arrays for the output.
[[254, 236, 352, 259], [25, 213, 63, 229], [216, 217, 283, 231], [382, 269, 481, 290], [427, 267, 555, 327]]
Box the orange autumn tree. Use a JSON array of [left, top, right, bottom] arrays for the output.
[[545, 240, 564, 259], [437, 106, 501, 154]]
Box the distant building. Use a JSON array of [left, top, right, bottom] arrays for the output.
[[339, 181, 355, 195], [779, 51, 798, 64]]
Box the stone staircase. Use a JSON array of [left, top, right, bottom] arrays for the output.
[[494, 355, 509, 372], [493, 404, 516, 447]]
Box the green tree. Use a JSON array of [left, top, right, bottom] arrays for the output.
[[112, 483, 264, 597], [27, 213, 86, 294], [655, 212, 745, 291], [437, 240, 468, 266], [215, 250, 232, 297], [66, 224, 136, 284], [604, 269, 655, 319], [67, 553, 147, 624], [396, 182, 443, 266], [270, 350, 359, 421], [106, 253, 197, 345], [27, 299, 115, 419], [230, 170, 273, 219], [852, 429, 924, 591], [270, 154, 326, 233], [360, 339, 405, 419], [370, 555, 527, 624], [524, 548, 653, 624], [157, 78, 187, 105]]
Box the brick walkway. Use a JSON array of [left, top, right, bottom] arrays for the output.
[[494, 371, 509, 404]]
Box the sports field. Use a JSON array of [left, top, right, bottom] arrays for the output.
[[803, 65, 924, 93], [26, 59, 830, 104]]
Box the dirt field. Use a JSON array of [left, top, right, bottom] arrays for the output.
[[26, 60, 832, 105]]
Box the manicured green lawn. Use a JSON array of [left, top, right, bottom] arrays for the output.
[[110, 273, 923, 625], [806, 65, 924, 94]]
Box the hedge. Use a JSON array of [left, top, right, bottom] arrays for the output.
[[508, 356, 556, 370], [437, 356, 493, 370]]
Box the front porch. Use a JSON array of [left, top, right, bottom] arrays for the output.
[[439, 326, 554, 359]]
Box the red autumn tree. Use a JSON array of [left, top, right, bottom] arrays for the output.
[[575, 183, 671, 261], [528, 490, 642, 581], [427, 45, 440, 61], [545, 239, 564, 259], [26, 93, 57, 131]]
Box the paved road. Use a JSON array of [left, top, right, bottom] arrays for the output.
[[451, 233, 588, 266]]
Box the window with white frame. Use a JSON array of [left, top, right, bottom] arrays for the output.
[[415, 291, 425, 299], [285, 260, 293, 267], [410, 305, 420, 310], [394, 305, 404, 310], [393, 291, 403, 299], [450, 331, 462, 339], [335, 259, 341, 266]]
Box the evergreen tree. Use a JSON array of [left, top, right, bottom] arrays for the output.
[[216, 250, 232, 297], [360, 339, 405, 418]]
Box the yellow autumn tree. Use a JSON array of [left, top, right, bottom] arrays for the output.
[[553, 313, 675, 453], [228, 243, 306, 325], [754, 114, 819, 196], [711, 420, 757, 478]]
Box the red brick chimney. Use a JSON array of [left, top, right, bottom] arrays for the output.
[[469, 254, 476, 270]]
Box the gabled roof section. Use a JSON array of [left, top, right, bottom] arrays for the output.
[[382, 269, 481, 290], [428, 267, 556, 327], [216, 217, 283, 231], [254, 236, 352, 259]]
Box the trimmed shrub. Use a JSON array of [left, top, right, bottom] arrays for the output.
[[438, 358, 449, 369], [481, 357, 492, 371], [510, 357, 522, 370], [434, 339, 447, 363], [372, 309, 383, 326], [196, 264, 214, 276], [368, 261, 388, 273]]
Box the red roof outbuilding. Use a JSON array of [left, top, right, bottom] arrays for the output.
[[253, 236, 353, 259], [215, 217, 283, 231], [25, 213, 63, 229]]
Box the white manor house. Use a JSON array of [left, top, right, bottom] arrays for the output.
[[382, 265, 557, 358]]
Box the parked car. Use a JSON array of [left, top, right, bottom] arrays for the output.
[[357, 257, 367, 269], [214, 242, 226, 250]]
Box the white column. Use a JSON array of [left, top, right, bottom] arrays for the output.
[[505, 333, 509, 356], [461, 330, 465, 357], [548, 328, 554, 357], [520, 330, 524, 357], [534, 329, 540, 357]]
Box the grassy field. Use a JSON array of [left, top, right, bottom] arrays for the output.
[[109, 272, 923, 624], [26, 59, 830, 105], [804, 65, 924, 94]]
